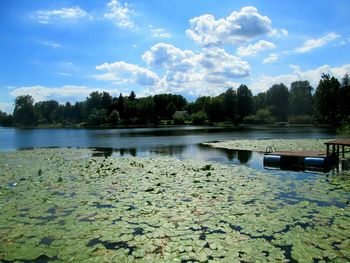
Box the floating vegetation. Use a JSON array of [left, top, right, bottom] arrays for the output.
[[204, 139, 332, 153], [0, 148, 349, 262]]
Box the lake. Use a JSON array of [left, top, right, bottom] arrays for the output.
[[0, 126, 336, 172]]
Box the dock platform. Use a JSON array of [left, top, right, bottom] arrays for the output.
[[264, 150, 333, 171]]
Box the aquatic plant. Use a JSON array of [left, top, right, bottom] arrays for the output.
[[0, 149, 349, 262]]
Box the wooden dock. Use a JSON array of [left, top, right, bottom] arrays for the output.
[[263, 138, 350, 172], [324, 138, 350, 158]]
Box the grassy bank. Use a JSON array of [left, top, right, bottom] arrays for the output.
[[0, 149, 349, 262]]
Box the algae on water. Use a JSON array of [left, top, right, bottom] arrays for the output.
[[0, 148, 349, 262]]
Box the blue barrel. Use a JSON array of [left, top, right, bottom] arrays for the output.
[[304, 157, 325, 168], [264, 154, 281, 168]]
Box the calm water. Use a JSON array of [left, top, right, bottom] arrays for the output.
[[0, 126, 336, 172]]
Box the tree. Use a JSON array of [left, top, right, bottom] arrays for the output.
[[128, 91, 136, 101], [13, 95, 38, 126], [0, 111, 13, 126], [108, 110, 120, 125], [314, 74, 340, 124], [339, 73, 350, 122], [253, 92, 267, 113], [138, 96, 155, 124], [289, 81, 313, 116], [86, 92, 103, 114], [207, 96, 225, 122], [266, 84, 289, 121], [223, 88, 237, 122], [34, 100, 59, 124], [237, 84, 253, 122]]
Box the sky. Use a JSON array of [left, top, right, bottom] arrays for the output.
[[1, 0, 350, 113]]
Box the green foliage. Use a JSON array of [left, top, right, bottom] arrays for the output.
[[87, 109, 108, 126], [289, 81, 313, 115], [7, 73, 350, 127], [13, 95, 38, 126], [108, 110, 120, 125], [237, 84, 253, 122], [314, 74, 340, 124], [244, 109, 275, 124], [0, 110, 13, 126], [173, 115, 185, 125], [336, 124, 350, 136], [266, 83, 289, 121], [288, 115, 313, 124], [191, 111, 208, 125]]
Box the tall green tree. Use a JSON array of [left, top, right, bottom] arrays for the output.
[[266, 84, 289, 121], [223, 88, 237, 122], [339, 73, 350, 122], [314, 74, 340, 124], [252, 92, 267, 113], [237, 84, 253, 122], [13, 95, 38, 126], [34, 100, 59, 124], [289, 81, 313, 116]]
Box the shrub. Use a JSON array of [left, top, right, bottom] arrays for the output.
[[243, 109, 275, 124], [191, 111, 208, 125], [288, 115, 313, 124]]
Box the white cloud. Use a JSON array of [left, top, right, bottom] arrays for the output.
[[151, 28, 171, 39], [0, 103, 14, 114], [9, 85, 122, 104], [198, 48, 250, 79], [142, 43, 194, 72], [236, 40, 276, 56], [270, 28, 288, 38], [250, 64, 350, 93], [104, 0, 134, 28], [96, 61, 160, 86], [33, 6, 87, 24], [186, 6, 276, 46], [96, 44, 250, 97], [295, 32, 340, 53], [39, 41, 61, 49], [263, 53, 279, 64]]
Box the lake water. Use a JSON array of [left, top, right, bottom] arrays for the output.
[[0, 126, 336, 172]]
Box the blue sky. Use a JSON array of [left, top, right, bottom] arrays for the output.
[[1, 0, 350, 113]]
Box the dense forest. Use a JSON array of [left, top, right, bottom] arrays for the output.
[[1, 73, 349, 127]]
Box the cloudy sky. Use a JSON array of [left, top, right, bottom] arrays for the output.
[[1, 0, 350, 113]]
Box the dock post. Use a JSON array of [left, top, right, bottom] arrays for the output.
[[326, 144, 329, 157], [337, 145, 339, 159], [342, 145, 345, 158]]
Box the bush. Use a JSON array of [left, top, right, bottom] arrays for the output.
[[173, 115, 185, 125], [191, 111, 208, 125], [243, 109, 275, 124], [288, 115, 313, 124], [337, 124, 350, 136]]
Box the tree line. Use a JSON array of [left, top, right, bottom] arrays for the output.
[[0, 73, 349, 127]]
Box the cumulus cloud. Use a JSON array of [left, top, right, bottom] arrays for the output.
[[96, 61, 160, 86], [9, 85, 122, 103], [250, 64, 350, 93], [186, 6, 276, 46], [96, 44, 250, 97], [104, 0, 135, 28], [295, 32, 340, 53], [142, 43, 194, 72], [198, 48, 250, 79], [263, 53, 279, 64], [32, 6, 87, 24], [236, 40, 276, 56]]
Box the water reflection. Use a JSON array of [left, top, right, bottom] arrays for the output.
[[91, 144, 262, 169]]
